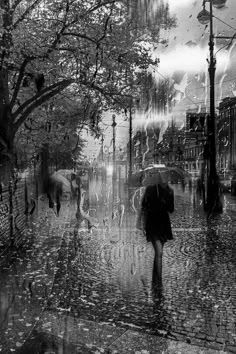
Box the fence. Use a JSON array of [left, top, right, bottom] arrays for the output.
[[0, 164, 39, 253]]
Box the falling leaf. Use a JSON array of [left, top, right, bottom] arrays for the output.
[[86, 344, 94, 348]]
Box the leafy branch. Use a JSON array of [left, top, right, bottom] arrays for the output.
[[13, 79, 74, 128], [10, 57, 34, 109], [13, 0, 43, 29], [11, 0, 22, 11], [62, 32, 97, 44], [86, 0, 117, 15]]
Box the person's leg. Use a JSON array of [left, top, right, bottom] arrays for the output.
[[47, 193, 54, 209], [55, 186, 62, 216], [152, 239, 163, 285]]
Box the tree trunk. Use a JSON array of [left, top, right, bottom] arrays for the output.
[[0, 64, 15, 165], [0, 104, 15, 164]]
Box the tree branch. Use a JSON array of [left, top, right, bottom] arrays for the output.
[[13, 80, 73, 131], [92, 9, 113, 80], [72, 135, 81, 154], [13, 0, 42, 29], [98, 7, 113, 43], [45, 1, 71, 56], [86, 0, 117, 15], [84, 81, 132, 108], [12, 79, 73, 121], [62, 32, 97, 44], [10, 57, 33, 109], [11, 0, 22, 12]]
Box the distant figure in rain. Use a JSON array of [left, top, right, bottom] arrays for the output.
[[196, 174, 205, 198], [137, 171, 174, 288], [195, 173, 206, 207], [39, 145, 79, 216], [40, 146, 63, 216], [75, 174, 98, 231]]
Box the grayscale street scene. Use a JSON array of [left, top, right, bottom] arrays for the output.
[[0, 0, 236, 353]]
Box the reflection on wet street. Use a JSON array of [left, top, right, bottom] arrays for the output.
[[48, 179, 236, 348], [0, 201, 75, 353], [0, 175, 236, 353]]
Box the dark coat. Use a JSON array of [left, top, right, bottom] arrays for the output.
[[140, 183, 174, 243]]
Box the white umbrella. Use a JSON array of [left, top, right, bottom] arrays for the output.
[[50, 171, 72, 193]]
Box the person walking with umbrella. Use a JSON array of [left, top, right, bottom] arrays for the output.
[[137, 170, 174, 288]]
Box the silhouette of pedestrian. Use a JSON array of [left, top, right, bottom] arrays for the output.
[[137, 172, 174, 288]]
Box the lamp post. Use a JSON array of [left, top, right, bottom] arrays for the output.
[[111, 114, 117, 207], [112, 114, 117, 177], [101, 134, 104, 162], [129, 104, 133, 179], [197, 0, 229, 213]]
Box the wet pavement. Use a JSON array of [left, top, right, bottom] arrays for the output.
[[0, 198, 76, 353], [16, 311, 230, 354], [0, 178, 235, 353]]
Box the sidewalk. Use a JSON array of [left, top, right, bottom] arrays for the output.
[[18, 310, 228, 353], [0, 195, 234, 353], [0, 199, 76, 353]]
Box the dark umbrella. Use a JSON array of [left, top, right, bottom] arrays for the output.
[[168, 167, 190, 184], [129, 165, 190, 187], [142, 166, 190, 186]]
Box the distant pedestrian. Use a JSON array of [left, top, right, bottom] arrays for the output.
[[137, 172, 174, 287], [196, 176, 205, 198]]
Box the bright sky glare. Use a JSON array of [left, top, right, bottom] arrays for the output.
[[157, 45, 230, 75], [165, 0, 194, 11]]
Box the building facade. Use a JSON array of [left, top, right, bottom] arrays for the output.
[[183, 109, 207, 174], [218, 97, 236, 172], [131, 121, 185, 171], [154, 122, 185, 167]]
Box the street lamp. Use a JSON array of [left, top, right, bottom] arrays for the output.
[[112, 114, 117, 177], [101, 134, 104, 162], [197, 0, 228, 213], [197, 6, 211, 25], [212, 0, 227, 9], [129, 104, 133, 179], [111, 114, 117, 208]]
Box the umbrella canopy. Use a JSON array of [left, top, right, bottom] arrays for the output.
[[142, 174, 163, 187], [142, 167, 168, 186], [168, 167, 190, 183], [54, 169, 81, 191], [129, 165, 190, 188], [56, 169, 76, 181], [142, 165, 190, 186], [51, 171, 72, 193]]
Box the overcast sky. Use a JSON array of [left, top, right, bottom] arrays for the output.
[[160, 0, 236, 117], [84, 0, 236, 159]]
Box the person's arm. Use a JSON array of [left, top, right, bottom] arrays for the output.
[[168, 187, 174, 213], [136, 187, 149, 230], [159, 184, 174, 213], [164, 186, 174, 213]]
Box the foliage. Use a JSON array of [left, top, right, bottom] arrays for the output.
[[0, 0, 175, 161], [15, 94, 86, 169]]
